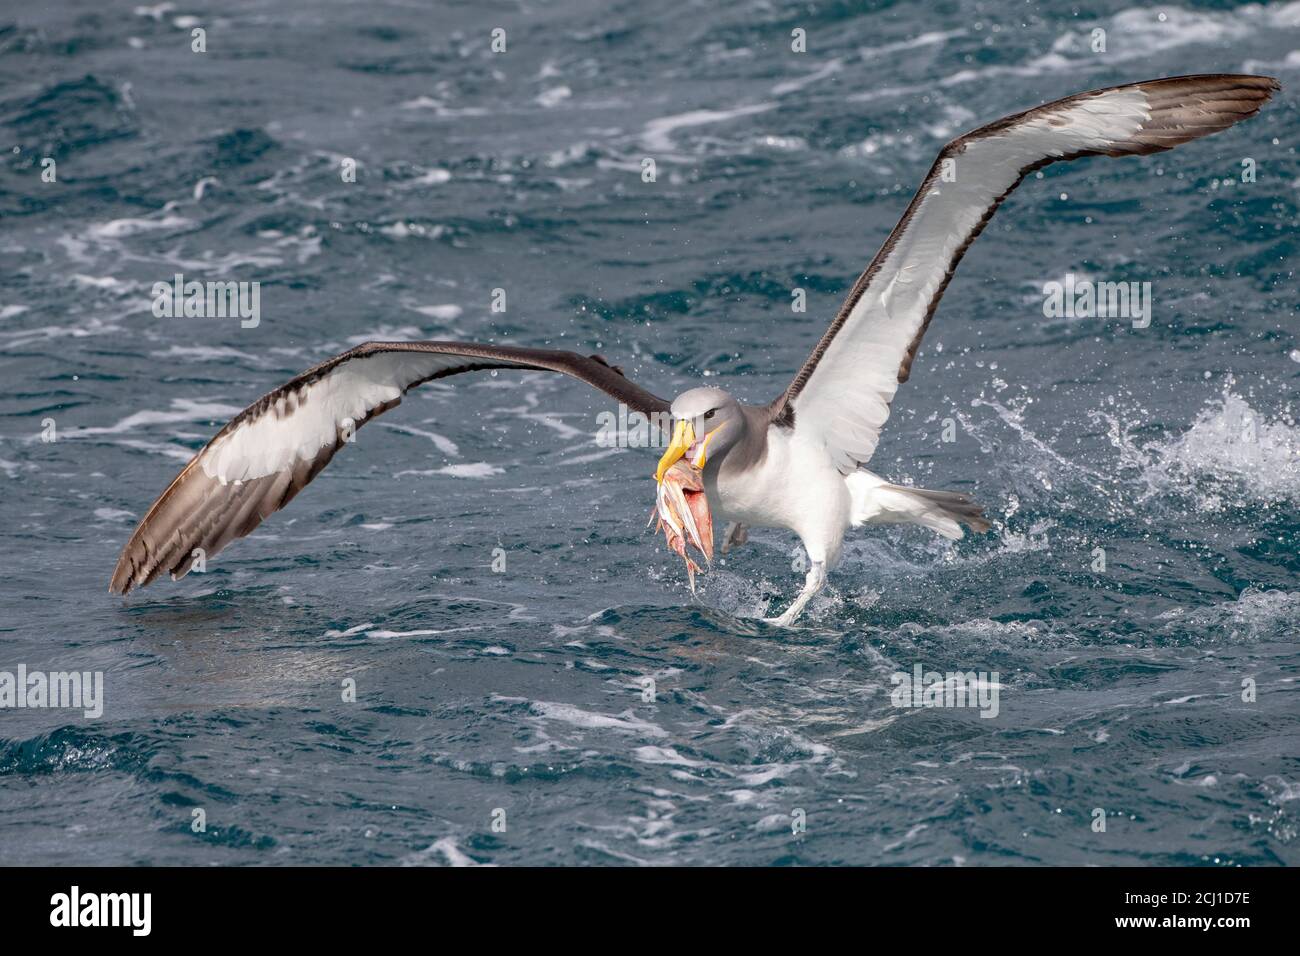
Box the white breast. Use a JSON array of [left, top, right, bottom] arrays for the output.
[[709, 426, 851, 566]]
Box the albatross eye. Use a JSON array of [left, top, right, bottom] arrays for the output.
[[704, 409, 716, 420]]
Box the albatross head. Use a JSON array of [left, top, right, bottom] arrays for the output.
[[655, 386, 745, 482]]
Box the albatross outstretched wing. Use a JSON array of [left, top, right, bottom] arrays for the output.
[[769, 73, 1279, 473], [109, 341, 670, 593]]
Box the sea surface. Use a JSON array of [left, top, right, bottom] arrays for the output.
[[1, 0, 1298, 866]]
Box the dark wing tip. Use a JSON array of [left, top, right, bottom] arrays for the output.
[[1115, 74, 1280, 155], [1136, 73, 1281, 110], [1142, 72, 1279, 91], [109, 524, 164, 595], [109, 535, 141, 594]]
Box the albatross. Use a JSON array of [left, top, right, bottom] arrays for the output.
[[110, 73, 1279, 624]]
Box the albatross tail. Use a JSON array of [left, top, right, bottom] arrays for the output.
[[847, 472, 991, 540]]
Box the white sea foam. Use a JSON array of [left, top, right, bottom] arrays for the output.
[[501, 391, 588, 440], [65, 399, 242, 438], [403, 836, 489, 867], [1135, 390, 1300, 507], [561, 447, 624, 466], [71, 274, 135, 293], [0, 317, 128, 351], [380, 423, 460, 457], [394, 462, 502, 478], [366, 627, 481, 638], [849, 4, 1300, 104], [1244, 50, 1300, 74], [112, 439, 198, 462], [751, 134, 807, 152], [861, 29, 965, 59], [322, 622, 373, 638], [133, 2, 175, 20], [408, 304, 462, 320], [149, 345, 261, 363], [404, 168, 451, 186], [536, 85, 571, 108], [87, 212, 193, 239], [397, 96, 487, 118], [771, 58, 843, 97], [146, 247, 285, 274], [1157, 588, 1300, 640], [377, 221, 449, 240], [531, 701, 668, 738], [632, 745, 705, 766], [641, 103, 776, 154], [342, 324, 425, 345]]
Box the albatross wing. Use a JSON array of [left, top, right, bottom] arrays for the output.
[[109, 342, 670, 594], [770, 73, 1279, 474]]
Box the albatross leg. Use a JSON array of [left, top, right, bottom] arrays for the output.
[[721, 522, 748, 554], [764, 560, 826, 627]]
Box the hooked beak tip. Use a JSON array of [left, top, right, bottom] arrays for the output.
[[655, 420, 694, 482]]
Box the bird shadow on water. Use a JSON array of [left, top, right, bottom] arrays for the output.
[[113, 582, 308, 639], [589, 602, 846, 664], [107, 584, 354, 697]]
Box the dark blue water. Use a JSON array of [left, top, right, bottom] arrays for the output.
[[1, 0, 1298, 865]]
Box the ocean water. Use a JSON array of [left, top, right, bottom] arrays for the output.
[[1, 0, 1298, 866]]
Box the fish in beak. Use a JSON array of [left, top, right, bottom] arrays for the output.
[[649, 459, 714, 593], [654, 418, 729, 482]]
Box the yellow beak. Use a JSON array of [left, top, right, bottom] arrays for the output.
[[655, 419, 695, 483], [655, 419, 730, 481]]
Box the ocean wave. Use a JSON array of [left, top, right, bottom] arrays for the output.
[[1109, 386, 1300, 508], [1157, 588, 1300, 641]]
